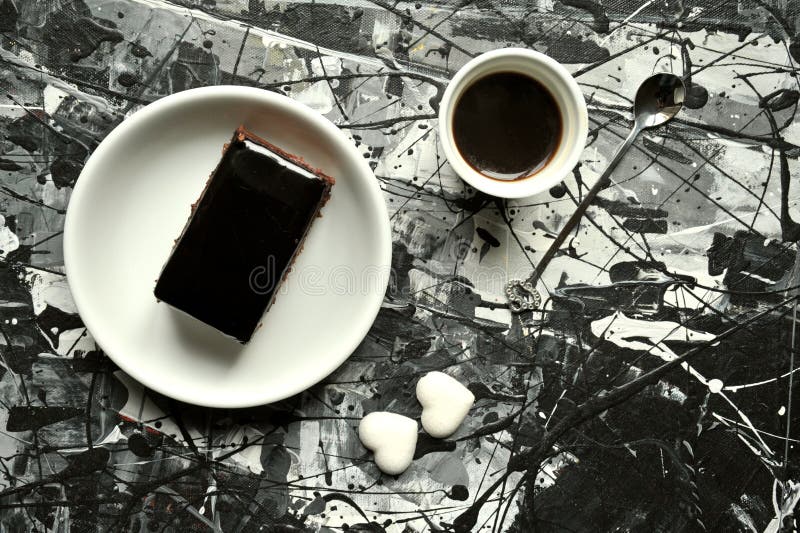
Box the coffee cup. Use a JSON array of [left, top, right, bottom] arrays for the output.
[[438, 48, 588, 199]]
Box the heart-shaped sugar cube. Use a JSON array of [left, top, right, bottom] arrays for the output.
[[416, 371, 475, 438], [358, 412, 418, 475]]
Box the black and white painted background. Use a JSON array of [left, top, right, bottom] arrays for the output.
[[1, 0, 799, 531]]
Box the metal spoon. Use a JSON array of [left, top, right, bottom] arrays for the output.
[[506, 73, 685, 312]]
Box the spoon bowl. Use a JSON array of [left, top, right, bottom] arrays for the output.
[[634, 73, 686, 129]]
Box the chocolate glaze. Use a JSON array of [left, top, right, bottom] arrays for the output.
[[154, 127, 334, 343]]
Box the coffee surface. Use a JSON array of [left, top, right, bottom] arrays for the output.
[[452, 72, 562, 181]]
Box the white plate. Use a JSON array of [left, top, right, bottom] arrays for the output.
[[64, 86, 391, 408]]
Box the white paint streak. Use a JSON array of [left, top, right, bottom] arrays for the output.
[[715, 414, 800, 444], [216, 426, 265, 475], [724, 367, 800, 392], [728, 503, 758, 532], [0, 218, 19, 260], [474, 306, 512, 325], [536, 449, 579, 489], [590, 311, 716, 353], [739, 271, 777, 284], [294, 81, 335, 114], [593, 312, 775, 457], [599, 0, 656, 45], [131, 0, 441, 80], [43, 85, 69, 115], [298, 420, 321, 468], [765, 481, 800, 533]]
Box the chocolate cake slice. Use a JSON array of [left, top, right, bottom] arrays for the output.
[[154, 126, 334, 343]]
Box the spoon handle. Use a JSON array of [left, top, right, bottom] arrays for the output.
[[526, 124, 642, 285]]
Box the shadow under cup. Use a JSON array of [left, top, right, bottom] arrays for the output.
[[438, 48, 589, 199]]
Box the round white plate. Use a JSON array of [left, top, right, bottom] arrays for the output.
[[64, 86, 391, 408]]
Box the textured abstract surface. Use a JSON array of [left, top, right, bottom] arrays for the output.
[[1, 0, 800, 531]]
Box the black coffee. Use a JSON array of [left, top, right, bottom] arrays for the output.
[[452, 71, 562, 181]]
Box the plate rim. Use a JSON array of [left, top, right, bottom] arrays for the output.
[[63, 85, 391, 408]]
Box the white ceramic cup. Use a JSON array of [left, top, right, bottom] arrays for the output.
[[438, 48, 588, 199]]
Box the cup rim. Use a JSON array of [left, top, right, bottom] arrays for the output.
[[438, 48, 588, 199]]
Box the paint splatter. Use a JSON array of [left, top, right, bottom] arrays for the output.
[[0, 0, 797, 530]]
